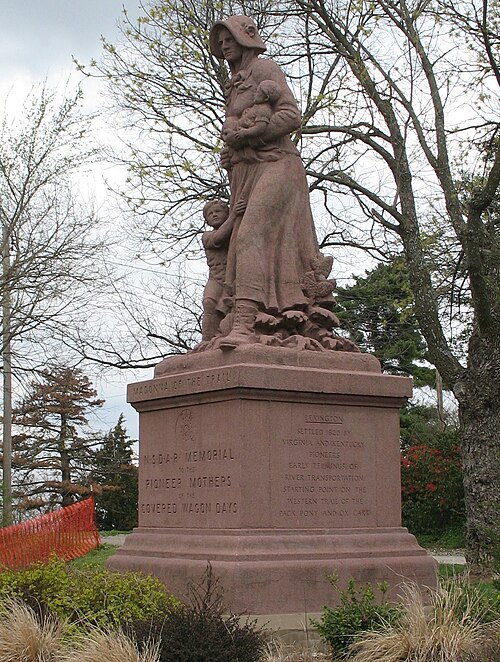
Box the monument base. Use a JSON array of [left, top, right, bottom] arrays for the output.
[[111, 526, 435, 613], [110, 346, 436, 614]]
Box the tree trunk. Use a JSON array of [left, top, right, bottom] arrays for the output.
[[60, 448, 72, 508], [458, 331, 500, 572], [58, 414, 72, 508], [2, 223, 13, 526]]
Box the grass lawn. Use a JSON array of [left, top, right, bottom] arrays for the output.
[[68, 530, 132, 569], [69, 543, 118, 569], [415, 525, 465, 550]]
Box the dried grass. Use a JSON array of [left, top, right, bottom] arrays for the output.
[[59, 628, 160, 662], [0, 600, 66, 662], [263, 638, 331, 661], [347, 580, 500, 662]]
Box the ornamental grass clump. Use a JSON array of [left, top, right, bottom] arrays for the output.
[[59, 628, 160, 662], [0, 600, 66, 662], [263, 638, 330, 661], [346, 578, 500, 661]]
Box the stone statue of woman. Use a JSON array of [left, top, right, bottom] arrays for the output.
[[202, 15, 357, 353]]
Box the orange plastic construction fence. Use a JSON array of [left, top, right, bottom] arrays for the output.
[[0, 497, 101, 569]]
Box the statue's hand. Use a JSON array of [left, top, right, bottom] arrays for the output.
[[224, 129, 246, 149], [220, 146, 232, 170], [234, 197, 247, 216]]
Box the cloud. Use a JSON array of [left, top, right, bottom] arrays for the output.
[[0, 0, 140, 81]]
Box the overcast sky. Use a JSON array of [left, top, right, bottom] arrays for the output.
[[0, 1, 146, 439], [0, 1, 140, 89]]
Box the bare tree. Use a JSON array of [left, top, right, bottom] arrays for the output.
[[59, 263, 204, 370], [0, 85, 108, 524]]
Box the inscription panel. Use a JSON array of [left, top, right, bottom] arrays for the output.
[[138, 399, 382, 529], [129, 369, 233, 402], [139, 405, 240, 527], [271, 406, 376, 528]]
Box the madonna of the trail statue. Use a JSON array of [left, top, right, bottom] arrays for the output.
[[195, 15, 358, 353], [115, 14, 437, 620]]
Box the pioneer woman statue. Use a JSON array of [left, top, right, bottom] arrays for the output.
[[199, 15, 357, 353]]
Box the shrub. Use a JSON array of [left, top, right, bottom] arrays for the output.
[[347, 578, 500, 661], [311, 575, 400, 659], [0, 556, 74, 619], [131, 563, 268, 662], [401, 440, 464, 534], [0, 556, 179, 629], [69, 566, 178, 628]]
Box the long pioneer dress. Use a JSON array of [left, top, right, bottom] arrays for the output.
[[221, 55, 321, 317]]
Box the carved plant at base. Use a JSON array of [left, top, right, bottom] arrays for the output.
[[250, 253, 359, 352], [193, 252, 350, 352]]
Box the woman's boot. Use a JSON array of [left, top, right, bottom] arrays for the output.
[[219, 299, 258, 350]]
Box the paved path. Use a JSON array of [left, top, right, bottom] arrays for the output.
[[429, 551, 466, 565], [100, 534, 129, 547], [100, 534, 466, 565]]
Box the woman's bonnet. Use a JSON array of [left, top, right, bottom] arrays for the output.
[[209, 15, 266, 58]]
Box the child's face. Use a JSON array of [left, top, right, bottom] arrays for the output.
[[205, 203, 229, 228]]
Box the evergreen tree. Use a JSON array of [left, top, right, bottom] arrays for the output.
[[400, 402, 459, 451], [91, 414, 138, 530], [12, 367, 104, 513], [336, 258, 435, 386]]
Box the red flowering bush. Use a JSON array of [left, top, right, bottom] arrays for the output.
[[401, 441, 464, 533]]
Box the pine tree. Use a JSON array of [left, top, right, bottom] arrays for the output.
[[91, 414, 138, 530], [12, 367, 104, 513], [336, 259, 435, 387]]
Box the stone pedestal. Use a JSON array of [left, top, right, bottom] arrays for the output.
[[109, 346, 436, 614]]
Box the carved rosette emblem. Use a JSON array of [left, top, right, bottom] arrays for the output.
[[175, 408, 198, 445]]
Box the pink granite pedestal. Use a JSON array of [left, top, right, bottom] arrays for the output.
[[109, 346, 436, 615]]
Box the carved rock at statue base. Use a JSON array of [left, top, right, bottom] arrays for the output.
[[194, 249, 358, 353]]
